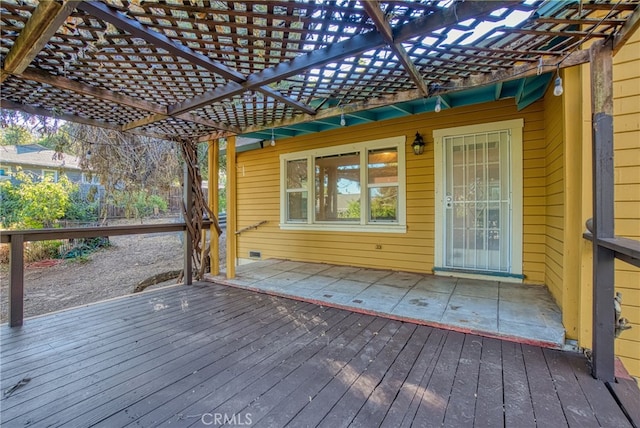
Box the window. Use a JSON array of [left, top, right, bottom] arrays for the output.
[[82, 173, 100, 184], [280, 136, 406, 233], [42, 170, 58, 182]]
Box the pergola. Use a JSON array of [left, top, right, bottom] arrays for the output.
[[1, 0, 639, 382]]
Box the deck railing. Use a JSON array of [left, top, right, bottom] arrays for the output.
[[1, 221, 211, 327]]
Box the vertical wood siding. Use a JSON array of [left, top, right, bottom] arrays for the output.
[[613, 28, 640, 378], [235, 99, 546, 280]]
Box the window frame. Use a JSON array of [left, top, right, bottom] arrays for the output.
[[280, 136, 406, 233], [42, 169, 58, 182]]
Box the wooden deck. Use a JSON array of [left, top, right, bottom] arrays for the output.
[[0, 282, 635, 427]]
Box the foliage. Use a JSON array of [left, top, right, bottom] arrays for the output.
[[24, 240, 64, 262], [341, 199, 361, 219], [65, 187, 99, 223], [0, 180, 22, 227], [18, 172, 72, 228], [111, 189, 169, 218], [0, 125, 33, 146], [1, 170, 72, 229]]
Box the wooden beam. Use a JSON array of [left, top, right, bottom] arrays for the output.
[[8, 234, 24, 327], [0, 99, 120, 130], [18, 68, 238, 133], [183, 151, 193, 285], [259, 86, 317, 115], [121, 113, 168, 131], [76, 1, 244, 82], [21, 68, 167, 115], [361, 1, 430, 97], [241, 49, 590, 134], [169, 1, 517, 115], [1, 0, 75, 81], [0, 99, 174, 141], [226, 135, 237, 279], [76, 1, 315, 116], [589, 41, 615, 383], [208, 139, 220, 276], [613, 5, 640, 55]]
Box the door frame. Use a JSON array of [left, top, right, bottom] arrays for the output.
[[433, 118, 524, 281]]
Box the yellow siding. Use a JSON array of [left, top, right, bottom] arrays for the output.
[[235, 99, 546, 280], [613, 27, 640, 379], [544, 85, 564, 305]]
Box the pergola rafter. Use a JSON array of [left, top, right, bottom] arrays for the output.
[[360, 0, 430, 97], [0, 0, 75, 82], [0, 0, 636, 140]]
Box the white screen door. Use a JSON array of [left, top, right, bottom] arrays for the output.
[[443, 130, 511, 272]]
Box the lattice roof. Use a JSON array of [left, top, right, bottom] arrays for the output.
[[1, 0, 638, 142]]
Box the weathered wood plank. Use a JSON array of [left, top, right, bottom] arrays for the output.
[[0, 289, 256, 409], [98, 309, 356, 427], [521, 344, 567, 427], [502, 341, 536, 427], [316, 323, 417, 428], [6, 299, 318, 426], [443, 334, 483, 427], [1, 290, 292, 424], [349, 326, 432, 427], [542, 348, 602, 428], [412, 331, 465, 427], [238, 315, 386, 428], [381, 328, 446, 427], [608, 377, 640, 427], [1, 283, 633, 428], [474, 337, 505, 427], [567, 352, 633, 428], [268, 318, 399, 427]]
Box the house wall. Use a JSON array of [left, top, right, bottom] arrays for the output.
[[570, 28, 639, 379], [235, 98, 548, 282], [543, 85, 565, 305], [612, 28, 640, 379]]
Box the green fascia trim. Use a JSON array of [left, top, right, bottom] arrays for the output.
[[240, 75, 553, 142], [283, 123, 320, 133], [347, 110, 377, 122], [517, 74, 552, 110]]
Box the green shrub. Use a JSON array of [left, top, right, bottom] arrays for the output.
[[24, 240, 64, 262], [65, 188, 99, 222]]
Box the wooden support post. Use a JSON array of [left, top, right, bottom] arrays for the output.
[[183, 157, 193, 285], [9, 234, 24, 327], [590, 42, 615, 382], [226, 136, 237, 279], [209, 139, 220, 276]]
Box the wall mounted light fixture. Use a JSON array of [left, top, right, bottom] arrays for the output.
[[412, 132, 425, 155]]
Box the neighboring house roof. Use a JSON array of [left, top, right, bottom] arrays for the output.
[[0, 144, 82, 171]]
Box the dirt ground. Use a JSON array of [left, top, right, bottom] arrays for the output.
[[0, 217, 226, 323]]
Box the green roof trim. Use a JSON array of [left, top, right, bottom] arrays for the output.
[[240, 73, 554, 144]]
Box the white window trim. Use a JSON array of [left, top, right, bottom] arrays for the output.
[[82, 173, 100, 184], [42, 169, 58, 182], [280, 136, 407, 233], [433, 119, 524, 278]]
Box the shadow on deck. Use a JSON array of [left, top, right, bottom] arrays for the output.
[[0, 282, 636, 427]]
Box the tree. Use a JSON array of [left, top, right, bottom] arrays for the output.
[[0, 125, 33, 146], [1, 170, 72, 229]]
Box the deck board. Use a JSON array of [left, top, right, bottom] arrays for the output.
[[0, 282, 634, 428]]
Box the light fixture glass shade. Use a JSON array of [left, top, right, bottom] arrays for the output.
[[435, 97, 442, 113], [411, 132, 425, 155], [554, 76, 563, 96]]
